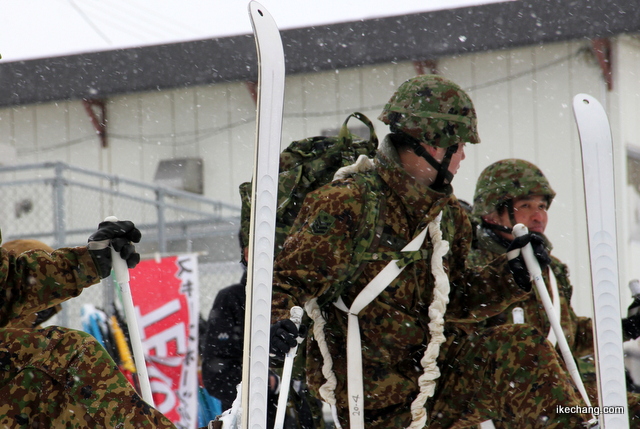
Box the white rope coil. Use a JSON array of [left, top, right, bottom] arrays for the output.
[[305, 298, 343, 429], [333, 155, 375, 181], [307, 212, 450, 429], [407, 213, 450, 429]]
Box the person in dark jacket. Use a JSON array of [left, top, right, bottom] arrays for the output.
[[202, 271, 248, 411], [202, 246, 319, 429]]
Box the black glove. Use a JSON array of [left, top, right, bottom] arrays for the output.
[[623, 314, 640, 340], [269, 319, 306, 361], [88, 220, 142, 278], [529, 232, 551, 270], [506, 232, 551, 291]]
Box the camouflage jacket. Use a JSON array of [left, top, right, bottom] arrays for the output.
[[271, 136, 528, 415], [0, 242, 101, 327], [467, 226, 594, 359]]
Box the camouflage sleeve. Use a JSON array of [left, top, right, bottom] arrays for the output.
[[271, 179, 364, 322], [0, 246, 101, 325], [445, 202, 528, 323], [552, 259, 595, 356], [571, 314, 594, 357]]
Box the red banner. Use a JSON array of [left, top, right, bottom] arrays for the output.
[[130, 254, 199, 429]]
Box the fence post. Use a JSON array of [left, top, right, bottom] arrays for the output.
[[52, 163, 66, 248], [156, 188, 167, 254], [52, 163, 70, 327]]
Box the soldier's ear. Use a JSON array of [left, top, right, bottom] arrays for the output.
[[424, 144, 441, 159]]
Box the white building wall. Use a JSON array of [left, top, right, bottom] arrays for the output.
[[613, 34, 640, 381], [2, 37, 639, 322], [616, 35, 640, 284]]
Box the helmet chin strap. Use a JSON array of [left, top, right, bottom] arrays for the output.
[[481, 220, 513, 235], [411, 143, 457, 188], [482, 200, 517, 234], [505, 200, 519, 228], [482, 223, 514, 249], [389, 131, 458, 187]]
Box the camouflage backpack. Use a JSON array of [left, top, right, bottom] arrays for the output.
[[239, 112, 380, 256], [238, 112, 394, 313]]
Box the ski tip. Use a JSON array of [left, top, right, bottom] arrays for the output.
[[573, 93, 594, 106], [248, 1, 267, 19], [572, 93, 609, 124], [249, 1, 282, 35], [572, 93, 605, 113]]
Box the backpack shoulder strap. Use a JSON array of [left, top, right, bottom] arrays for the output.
[[317, 172, 387, 309], [347, 173, 387, 281]]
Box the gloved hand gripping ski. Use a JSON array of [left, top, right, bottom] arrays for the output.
[[506, 231, 551, 291], [269, 319, 306, 362], [88, 220, 142, 278]]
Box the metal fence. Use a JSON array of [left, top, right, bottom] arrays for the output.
[[0, 161, 244, 330]]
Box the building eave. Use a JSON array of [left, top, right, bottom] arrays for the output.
[[1, 0, 639, 107]]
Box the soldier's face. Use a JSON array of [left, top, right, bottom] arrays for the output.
[[486, 195, 548, 240], [509, 195, 548, 234]]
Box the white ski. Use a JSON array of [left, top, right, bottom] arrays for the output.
[[573, 93, 629, 428], [242, 3, 285, 429]]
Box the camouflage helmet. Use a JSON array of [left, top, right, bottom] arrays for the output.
[[378, 74, 480, 148], [472, 159, 556, 220]]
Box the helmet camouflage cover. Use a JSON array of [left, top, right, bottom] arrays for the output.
[[378, 74, 480, 148], [472, 158, 556, 220]]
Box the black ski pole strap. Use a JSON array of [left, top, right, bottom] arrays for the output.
[[481, 220, 513, 237]]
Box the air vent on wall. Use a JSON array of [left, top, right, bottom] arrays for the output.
[[153, 157, 204, 195]]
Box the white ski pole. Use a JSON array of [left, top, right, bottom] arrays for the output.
[[273, 306, 304, 429], [104, 216, 155, 406], [512, 224, 596, 421]]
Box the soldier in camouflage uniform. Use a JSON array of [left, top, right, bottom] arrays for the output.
[[0, 220, 177, 429], [1, 239, 61, 329], [468, 158, 640, 426], [268, 75, 594, 428]]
